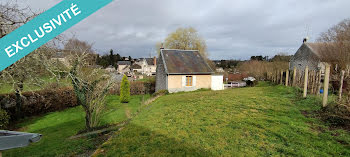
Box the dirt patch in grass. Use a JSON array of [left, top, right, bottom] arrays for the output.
[[300, 110, 320, 118], [75, 132, 112, 157], [329, 124, 350, 132], [301, 109, 350, 133]]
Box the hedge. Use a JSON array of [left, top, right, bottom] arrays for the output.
[[110, 81, 155, 95], [0, 87, 78, 120]]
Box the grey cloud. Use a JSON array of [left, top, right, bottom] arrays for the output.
[[7, 0, 350, 59]]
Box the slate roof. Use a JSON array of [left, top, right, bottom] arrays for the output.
[[305, 42, 342, 57], [117, 61, 131, 65], [131, 64, 142, 69], [304, 43, 325, 57], [161, 49, 214, 74], [145, 58, 155, 65]]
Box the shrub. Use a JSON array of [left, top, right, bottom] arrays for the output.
[[0, 108, 10, 129], [246, 80, 258, 87], [120, 75, 130, 103], [110, 80, 155, 95], [131, 82, 146, 95], [238, 60, 289, 80], [321, 102, 350, 127], [0, 87, 77, 121]]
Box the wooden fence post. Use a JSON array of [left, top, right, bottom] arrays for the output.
[[303, 66, 309, 98], [339, 70, 345, 101], [317, 70, 322, 96], [285, 69, 289, 86], [292, 67, 297, 86], [278, 70, 280, 84], [323, 64, 331, 107], [310, 71, 315, 94], [280, 71, 283, 84]]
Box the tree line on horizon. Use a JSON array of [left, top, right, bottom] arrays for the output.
[[96, 49, 132, 69]]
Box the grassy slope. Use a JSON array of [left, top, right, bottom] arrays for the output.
[[4, 95, 150, 157], [99, 83, 350, 156]]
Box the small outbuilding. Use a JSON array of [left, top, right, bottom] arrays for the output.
[[289, 41, 327, 73], [156, 49, 224, 93]]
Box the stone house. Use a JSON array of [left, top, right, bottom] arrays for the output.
[[289, 42, 327, 73], [51, 52, 70, 67], [156, 49, 224, 93], [131, 64, 142, 73], [135, 57, 157, 76], [105, 65, 116, 73], [117, 61, 131, 74]]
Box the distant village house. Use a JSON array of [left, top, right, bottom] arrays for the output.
[[117, 61, 131, 74], [105, 65, 116, 73], [134, 57, 157, 76]]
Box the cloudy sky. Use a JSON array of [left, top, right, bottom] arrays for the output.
[[12, 0, 350, 59]]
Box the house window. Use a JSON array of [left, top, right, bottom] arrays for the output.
[[186, 76, 193, 86]]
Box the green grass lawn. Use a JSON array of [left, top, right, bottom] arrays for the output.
[[97, 82, 350, 156], [3, 94, 150, 157]]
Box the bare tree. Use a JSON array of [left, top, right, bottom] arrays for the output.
[[156, 27, 217, 69], [0, 1, 36, 38], [317, 19, 350, 72], [238, 60, 288, 80], [0, 2, 49, 119], [69, 56, 113, 130], [157, 27, 208, 58], [58, 38, 114, 130]]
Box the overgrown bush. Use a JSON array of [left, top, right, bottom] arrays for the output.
[[246, 80, 258, 87], [238, 60, 288, 80], [0, 108, 10, 129], [120, 75, 130, 103], [69, 60, 113, 131], [0, 87, 77, 121], [321, 102, 350, 127], [110, 81, 155, 95]]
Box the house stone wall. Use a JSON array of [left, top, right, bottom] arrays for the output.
[[289, 43, 321, 71], [117, 65, 130, 74], [155, 56, 167, 92], [167, 75, 211, 93]]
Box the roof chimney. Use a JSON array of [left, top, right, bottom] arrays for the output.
[[153, 56, 157, 65], [303, 37, 309, 43]]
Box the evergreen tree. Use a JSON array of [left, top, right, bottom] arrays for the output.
[[120, 75, 130, 103], [109, 49, 114, 66], [116, 53, 121, 61]]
